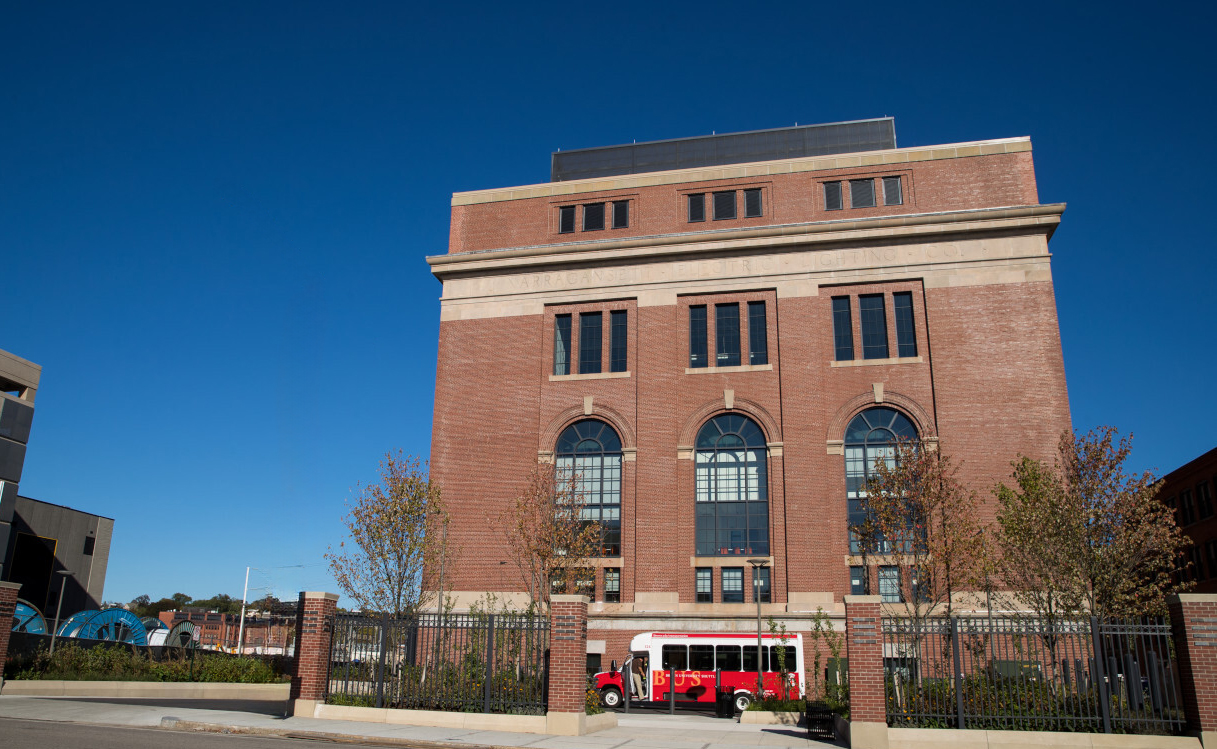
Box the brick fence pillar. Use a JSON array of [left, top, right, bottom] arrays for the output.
[[547, 594, 589, 735], [0, 582, 20, 687], [289, 591, 339, 716], [844, 595, 888, 749], [1169, 593, 1217, 747]]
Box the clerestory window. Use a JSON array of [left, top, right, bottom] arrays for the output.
[[556, 419, 622, 556]]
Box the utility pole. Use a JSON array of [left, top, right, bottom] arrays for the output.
[[748, 558, 769, 703], [236, 566, 250, 655], [49, 569, 75, 655]]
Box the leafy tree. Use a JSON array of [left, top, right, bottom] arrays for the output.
[[190, 593, 240, 614], [500, 460, 602, 607], [127, 594, 152, 616], [325, 451, 450, 616], [863, 440, 989, 621], [995, 427, 1190, 619]]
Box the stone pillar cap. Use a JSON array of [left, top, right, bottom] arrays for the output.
[[843, 595, 882, 604], [301, 591, 340, 601], [0, 581, 21, 591]]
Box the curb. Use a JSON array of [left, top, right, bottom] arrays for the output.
[[157, 717, 513, 749]]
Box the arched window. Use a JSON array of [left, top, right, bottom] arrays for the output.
[[556, 419, 622, 556], [695, 414, 768, 556], [845, 407, 918, 553]]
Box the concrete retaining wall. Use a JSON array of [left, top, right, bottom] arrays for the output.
[[0, 680, 290, 701], [309, 702, 616, 735], [888, 727, 1202, 749]]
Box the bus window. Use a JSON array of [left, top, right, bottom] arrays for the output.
[[716, 644, 742, 671], [772, 645, 797, 672], [689, 644, 714, 670], [742, 645, 770, 672], [662, 645, 688, 670]]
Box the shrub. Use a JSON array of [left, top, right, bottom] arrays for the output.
[[11, 643, 286, 683]]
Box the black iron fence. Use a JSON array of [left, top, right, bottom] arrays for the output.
[[327, 611, 549, 715], [882, 615, 1184, 735]]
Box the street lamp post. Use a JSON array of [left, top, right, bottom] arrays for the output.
[[747, 558, 769, 703], [49, 569, 75, 655]]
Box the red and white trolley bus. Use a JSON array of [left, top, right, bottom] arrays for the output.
[[592, 631, 804, 712]]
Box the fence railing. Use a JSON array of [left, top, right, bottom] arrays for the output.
[[882, 615, 1184, 735], [327, 611, 549, 715]]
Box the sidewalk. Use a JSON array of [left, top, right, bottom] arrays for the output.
[[0, 696, 842, 749]]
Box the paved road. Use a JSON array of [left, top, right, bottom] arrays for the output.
[[0, 718, 385, 748]]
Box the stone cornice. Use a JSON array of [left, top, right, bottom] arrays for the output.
[[428, 204, 1065, 281]]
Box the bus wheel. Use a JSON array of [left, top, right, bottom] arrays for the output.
[[734, 692, 752, 712], [601, 687, 622, 708]]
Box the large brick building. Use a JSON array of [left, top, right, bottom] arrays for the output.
[[427, 119, 1071, 663]]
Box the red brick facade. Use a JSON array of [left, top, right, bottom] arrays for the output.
[[291, 591, 338, 703], [1160, 448, 1217, 592], [1169, 594, 1217, 735], [428, 133, 1071, 676], [844, 596, 884, 723], [548, 595, 589, 713]]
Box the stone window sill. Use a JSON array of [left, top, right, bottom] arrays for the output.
[[685, 363, 773, 375], [830, 356, 922, 368], [549, 371, 631, 382]]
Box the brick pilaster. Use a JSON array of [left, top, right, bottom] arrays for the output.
[[0, 582, 20, 684], [845, 595, 888, 749], [290, 591, 339, 707], [548, 594, 589, 714], [1168, 593, 1217, 742]]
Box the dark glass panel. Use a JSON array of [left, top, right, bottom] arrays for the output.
[[715, 303, 741, 366], [583, 202, 605, 231], [559, 205, 576, 233], [859, 294, 888, 359], [610, 309, 628, 372], [612, 200, 629, 229], [579, 312, 602, 373], [689, 645, 715, 670], [850, 178, 875, 208], [553, 314, 572, 375], [832, 297, 854, 361], [824, 181, 843, 211], [893, 292, 917, 357], [748, 301, 768, 365], [716, 645, 742, 671], [689, 305, 708, 367], [883, 175, 903, 206], [744, 188, 763, 217], [688, 193, 706, 222], [713, 190, 736, 220]]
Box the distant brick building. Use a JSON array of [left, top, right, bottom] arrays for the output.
[[1160, 447, 1217, 593], [426, 119, 1071, 666]]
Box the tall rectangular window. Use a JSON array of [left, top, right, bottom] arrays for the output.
[[713, 191, 736, 220], [1181, 489, 1196, 526], [715, 303, 741, 367], [1207, 540, 1217, 579], [1198, 481, 1213, 519], [579, 312, 602, 374], [883, 176, 903, 206], [752, 566, 771, 603], [559, 205, 576, 234], [610, 310, 628, 373], [851, 179, 876, 208], [604, 568, 621, 603], [849, 565, 866, 596], [824, 182, 843, 211], [722, 568, 744, 603], [612, 200, 629, 229], [832, 297, 854, 361], [583, 202, 605, 231], [747, 301, 768, 365], [878, 566, 902, 602], [553, 315, 572, 375], [893, 292, 917, 357], [695, 568, 712, 603], [688, 193, 706, 222], [744, 188, 763, 218], [859, 294, 889, 360], [689, 305, 708, 368]]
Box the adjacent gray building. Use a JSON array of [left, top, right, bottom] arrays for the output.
[[0, 349, 113, 616]]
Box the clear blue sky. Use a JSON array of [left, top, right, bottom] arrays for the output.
[[3, 1, 1214, 605]]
